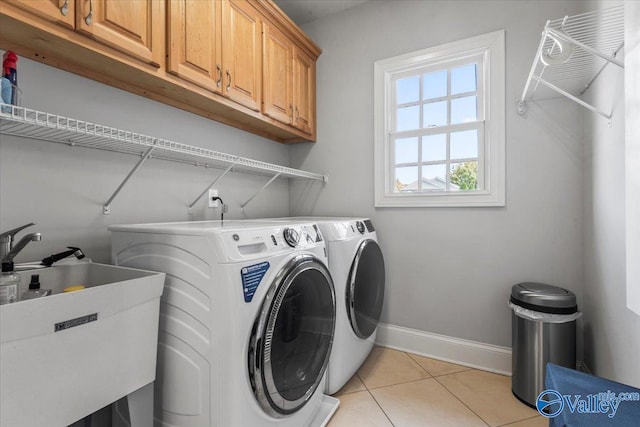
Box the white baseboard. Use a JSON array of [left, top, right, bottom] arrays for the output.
[[375, 322, 512, 376]]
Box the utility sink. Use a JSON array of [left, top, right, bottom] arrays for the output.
[[0, 262, 165, 427]]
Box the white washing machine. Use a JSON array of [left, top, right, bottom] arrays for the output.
[[109, 220, 339, 427], [256, 218, 385, 395]]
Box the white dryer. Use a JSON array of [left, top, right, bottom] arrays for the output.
[[109, 220, 339, 427], [257, 218, 385, 395]]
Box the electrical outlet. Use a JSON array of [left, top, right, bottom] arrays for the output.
[[208, 189, 219, 208]]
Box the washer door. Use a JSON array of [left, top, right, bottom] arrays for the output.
[[248, 254, 335, 416], [347, 239, 385, 339]]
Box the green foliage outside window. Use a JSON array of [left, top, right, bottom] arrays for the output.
[[450, 162, 477, 190]]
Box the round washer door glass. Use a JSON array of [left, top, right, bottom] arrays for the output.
[[347, 239, 385, 339], [249, 255, 336, 416]]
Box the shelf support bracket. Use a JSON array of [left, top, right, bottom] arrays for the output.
[[532, 76, 612, 120], [188, 161, 237, 214], [103, 145, 156, 214], [240, 173, 281, 212]]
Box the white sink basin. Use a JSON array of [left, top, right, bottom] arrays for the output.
[[0, 262, 165, 427]]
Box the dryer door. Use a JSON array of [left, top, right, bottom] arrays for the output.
[[249, 254, 335, 416], [346, 239, 386, 339]]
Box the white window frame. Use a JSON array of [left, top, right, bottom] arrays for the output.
[[374, 30, 505, 207]]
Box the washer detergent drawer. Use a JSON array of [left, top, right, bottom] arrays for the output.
[[0, 263, 164, 427]]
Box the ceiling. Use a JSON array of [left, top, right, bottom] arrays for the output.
[[273, 0, 370, 25]]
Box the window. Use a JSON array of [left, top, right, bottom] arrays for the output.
[[374, 30, 505, 207]]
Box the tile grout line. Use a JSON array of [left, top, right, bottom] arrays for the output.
[[405, 351, 474, 378], [432, 374, 492, 427], [495, 413, 547, 427], [407, 350, 540, 426], [403, 351, 432, 377], [361, 375, 436, 391], [363, 381, 397, 426]]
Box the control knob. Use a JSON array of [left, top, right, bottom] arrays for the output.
[[356, 221, 365, 234], [283, 228, 300, 247]]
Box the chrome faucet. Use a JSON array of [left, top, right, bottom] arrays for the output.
[[0, 223, 42, 263]]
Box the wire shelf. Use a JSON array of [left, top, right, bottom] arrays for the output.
[[0, 104, 327, 213], [519, 5, 624, 119]]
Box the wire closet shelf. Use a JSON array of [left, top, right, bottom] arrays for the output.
[[518, 5, 624, 120], [0, 104, 328, 214]]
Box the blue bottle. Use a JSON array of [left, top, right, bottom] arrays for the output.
[[2, 50, 18, 106]]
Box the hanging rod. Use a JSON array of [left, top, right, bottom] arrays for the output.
[[0, 104, 328, 213], [518, 5, 625, 119]]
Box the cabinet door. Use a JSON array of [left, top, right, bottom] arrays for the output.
[[167, 0, 221, 93], [262, 23, 292, 125], [76, 0, 163, 67], [292, 47, 315, 135], [222, 0, 261, 111], [2, 0, 74, 29]]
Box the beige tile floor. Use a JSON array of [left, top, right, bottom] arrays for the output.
[[328, 346, 547, 427]]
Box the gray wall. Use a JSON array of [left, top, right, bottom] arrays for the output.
[[582, 0, 640, 388], [290, 0, 587, 348], [0, 55, 291, 264]]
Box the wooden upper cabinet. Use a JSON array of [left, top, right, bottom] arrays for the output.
[[167, 0, 222, 93], [0, 0, 320, 142], [262, 22, 292, 125], [76, 0, 163, 67], [2, 0, 74, 28], [292, 47, 315, 135], [222, 0, 261, 112]]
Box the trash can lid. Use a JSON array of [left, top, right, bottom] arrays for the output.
[[510, 282, 578, 314]]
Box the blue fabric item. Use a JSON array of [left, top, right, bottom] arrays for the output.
[[1, 77, 11, 112], [544, 363, 640, 426]]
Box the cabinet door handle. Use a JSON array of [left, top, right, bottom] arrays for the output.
[[84, 0, 93, 25], [60, 0, 69, 16], [226, 70, 231, 92], [295, 106, 299, 121], [289, 104, 293, 124], [216, 65, 222, 88]]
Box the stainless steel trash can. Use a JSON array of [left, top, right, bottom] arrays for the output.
[[510, 282, 579, 407]]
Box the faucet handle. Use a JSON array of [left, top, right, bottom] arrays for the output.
[[0, 223, 36, 243]]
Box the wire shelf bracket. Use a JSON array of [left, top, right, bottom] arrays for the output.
[[0, 104, 328, 214], [240, 172, 282, 212], [103, 145, 156, 214], [187, 162, 237, 214], [518, 5, 625, 120]]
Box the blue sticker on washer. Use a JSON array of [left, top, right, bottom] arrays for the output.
[[241, 262, 270, 302]]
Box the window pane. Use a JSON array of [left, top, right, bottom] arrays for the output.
[[396, 105, 420, 131], [450, 161, 478, 191], [395, 137, 419, 164], [396, 76, 419, 104], [451, 63, 477, 95], [423, 70, 447, 100], [395, 166, 418, 192], [450, 130, 478, 160], [451, 96, 477, 124], [421, 164, 447, 191], [423, 101, 447, 127], [422, 134, 446, 162]]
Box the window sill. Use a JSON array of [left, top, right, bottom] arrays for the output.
[[375, 190, 505, 208]]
